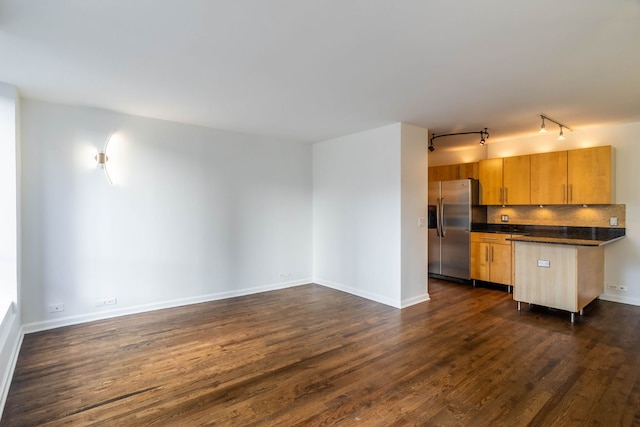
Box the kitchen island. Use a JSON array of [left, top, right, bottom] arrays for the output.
[[509, 229, 624, 322]]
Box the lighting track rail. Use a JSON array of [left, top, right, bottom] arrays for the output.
[[429, 128, 489, 152]]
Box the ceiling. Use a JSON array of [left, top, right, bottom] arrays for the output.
[[1, 1, 639, 150]]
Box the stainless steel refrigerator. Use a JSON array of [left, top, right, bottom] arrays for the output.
[[428, 179, 486, 281]]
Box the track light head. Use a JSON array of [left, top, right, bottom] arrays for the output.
[[558, 126, 565, 140], [539, 116, 548, 133], [428, 135, 436, 152], [479, 127, 489, 145]]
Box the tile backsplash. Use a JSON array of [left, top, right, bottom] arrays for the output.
[[487, 204, 626, 228]]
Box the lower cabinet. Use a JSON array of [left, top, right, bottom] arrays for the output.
[[513, 241, 603, 319], [470, 232, 512, 285]]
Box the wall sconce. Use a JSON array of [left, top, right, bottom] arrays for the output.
[[95, 133, 114, 184], [539, 114, 572, 140]]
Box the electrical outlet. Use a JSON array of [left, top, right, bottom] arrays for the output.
[[94, 298, 117, 307], [537, 259, 550, 268], [418, 217, 425, 228], [48, 303, 64, 313], [501, 215, 509, 222], [610, 217, 618, 226], [279, 272, 291, 279], [607, 284, 627, 291]]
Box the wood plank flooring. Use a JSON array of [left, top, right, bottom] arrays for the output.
[[3, 279, 640, 426]]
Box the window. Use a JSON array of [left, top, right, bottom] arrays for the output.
[[0, 89, 18, 312]]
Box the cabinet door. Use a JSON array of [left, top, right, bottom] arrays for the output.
[[458, 162, 479, 180], [490, 243, 512, 285], [567, 146, 612, 204], [503, 155, 531, 205], [470, 241, 490, 281], [531, 151, 568, 205], [479, 158, 503, 204], [428, 164, 459, 182]]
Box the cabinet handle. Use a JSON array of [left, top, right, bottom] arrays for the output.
[[504, 188, 508, 204], [562, 184, 566, 203], [485, 246, 489, 262], [481, 237, 498, 240], [499, 187, 503, 204], [491, 246, 494, 262], [568, 184, 573, 203]]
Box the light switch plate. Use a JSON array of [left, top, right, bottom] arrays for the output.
[[501, 215, 509, 222], [537, 259, 550, 268]]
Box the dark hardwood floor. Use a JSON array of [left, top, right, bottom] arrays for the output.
[[3, 279, 640, 426]]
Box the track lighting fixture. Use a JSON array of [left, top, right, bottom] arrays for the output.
[[429, 128, 489, 152], [538, 114, 571, 140]]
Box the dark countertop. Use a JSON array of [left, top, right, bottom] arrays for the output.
[[471, 224, 626, 246]]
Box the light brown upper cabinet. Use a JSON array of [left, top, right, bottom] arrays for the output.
[[567, 146, 613, 204], [428, 164, 459, 182], [479, 155, 530, 205], [531, 146, 613, 205], [478, 158, 503, 204], [531, 151, 568, 205], [428, 162, 479, 182], [458, 162, 479, 180]]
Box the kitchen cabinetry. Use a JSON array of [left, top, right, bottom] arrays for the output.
[[428, 162, 479, 182], [429, 164, 459, 182], [458, 162, 479, 180], [471, 232, 512, 286], [531, 151, 568, 205], [479, 155, 530, 205], [531, 146, 613, 205], [513, 241, 603, 322], [568, 146, 613, 204]]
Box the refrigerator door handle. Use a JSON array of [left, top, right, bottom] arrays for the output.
[[440, 198, 446, 237], [436, 198, 441, 237]]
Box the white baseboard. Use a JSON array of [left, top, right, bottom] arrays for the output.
[[22, 278, 312, 334], [314, 279, 430, 309], [314, 278, 403, 308], [599, 292, 640, 306], [401, 292, 431, 308]]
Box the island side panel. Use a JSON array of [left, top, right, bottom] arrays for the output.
[[577, 245, 604, 311]]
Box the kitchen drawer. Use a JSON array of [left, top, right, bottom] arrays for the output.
[[471, 232, 512, 244]]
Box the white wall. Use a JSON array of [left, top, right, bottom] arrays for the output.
[[20, 100, 313, 330], [313, 124, 403, 306], [400, 123, 429, 305], [313, 122, 429, 308], [429, 121, 640, 305]]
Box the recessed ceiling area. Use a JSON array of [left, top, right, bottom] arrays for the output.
[[1, 0, 639, 150]]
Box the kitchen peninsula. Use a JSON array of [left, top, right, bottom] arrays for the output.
[[509, 227, 625, 322]]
